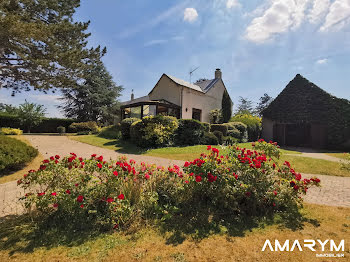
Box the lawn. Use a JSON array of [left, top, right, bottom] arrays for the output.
[[325, 152, 349, 160], [0, 136, 44, 184], [0, 204, 348, 261], [69, 135, 350, 177]]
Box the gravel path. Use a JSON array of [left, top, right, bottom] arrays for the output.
[[1, 135, 349, 217]]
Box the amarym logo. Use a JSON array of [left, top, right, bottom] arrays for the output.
[[262, 239, 345, 252]]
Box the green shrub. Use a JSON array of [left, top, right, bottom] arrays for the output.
[[77, 131, 90, 135], [202, 122, 210, 132], [57, 126, 66, 135], [226, 122, 248, 142], [69, 121, 100, 134], [225, 136, 239, 146], [0, 136, 38, 174], [121, 118, 140, 139], [230, 114, 261, 141], [130, 120, 143, 145], [130, 115, 178, 148], [175, 119, 205, 146], [201, 131, 219, 145], [227, 128, 241, 139], [210, 124, 228, 136], [98, 125, 121, 139], [213, 130, 224, 144], [0, 127, 23, 135]]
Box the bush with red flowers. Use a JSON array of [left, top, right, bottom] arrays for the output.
[[19, 141, 320, 231]]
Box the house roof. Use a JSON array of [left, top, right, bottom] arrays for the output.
[[165, 74, 204, 93], [121, 95, 149, 106], [262, 74, 350, 124], [195, 78, 220, 93]]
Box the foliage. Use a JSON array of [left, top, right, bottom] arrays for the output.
[[18, 142, 321, 232], [0, 135, 38, 174], [130, 115, 178, 148], [225, 122, 248, 142], [209, 109, 222, 124], [210, 124, 228, 136], [60, 60, 123, 123], [213, 130, 224, 144], [69, 121, 100, 134], [0, 103, 18, 114], [236, 97, 254, 115], [121, 118, 141, 140], [255, 93, 273, 116], [0, 127, 22, 135], [222, 90, 232, 123], [0, 0, 105, 93], [57, 126, 66, 135], [202, 122, 210, 132], [201, 132, 219, 145], [227, 128, 241, 140], [98, 125, 121, 140], [230, 114, 261, 142], [17, 101, 46, 133], [175, 119, 205, 146]]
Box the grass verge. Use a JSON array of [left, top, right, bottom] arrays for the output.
[[325, 152, 349, 160], [280, 155, 350, 177], [0, 204, 348, 261]]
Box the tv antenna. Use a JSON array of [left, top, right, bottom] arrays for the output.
[[189, 66, 199, 83]]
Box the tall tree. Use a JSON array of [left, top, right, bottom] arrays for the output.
[[17, 100, 46, 133], [221, 90, 232, 122], [255, 93, 273, 116], [0, 0, 105, 94], [0, 103, 18, 114], [236, 97, 254, 115], [60, 60, 123, 123]]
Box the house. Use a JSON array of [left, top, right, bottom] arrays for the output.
[[262, 74, 350, 149], [120, 69, 232, 123]]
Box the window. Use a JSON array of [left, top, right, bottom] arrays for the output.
[[192, 108, 201, 121]]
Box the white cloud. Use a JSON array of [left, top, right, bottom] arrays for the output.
[[308, 0, 330, 24], [316, 58, 328, 64], [226, 0, 240, 9], [171, 36, 185, 41], [144, 39, 168, 47], [183, 8, 198, 23], [320, 0, 350, 32], [244, 0, 323, 43]]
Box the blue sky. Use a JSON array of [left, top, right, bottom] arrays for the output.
[[1, 0, 350, 117]]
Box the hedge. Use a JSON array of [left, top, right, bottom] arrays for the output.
[[98, 125, 121, 139], [230, 114, 261, 141], [175, 119, 206, 146], [130, 115, 178, 148], [226, 122, 248, 142], [0, 135, 38, 174], [0, 113, 76, 133], [121, 118, 140, 139], [69, 121, 100, 134], [210, 124, 228, 136], [201, 131, 219, 145]]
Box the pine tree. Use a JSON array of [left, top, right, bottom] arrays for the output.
[[0, 0, 105, 93], [60, 60, 123, 123], [236, 97, 254, 115], [255, 93, 273, 116]]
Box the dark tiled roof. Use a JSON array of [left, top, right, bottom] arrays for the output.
[[195, 78, 220, 93]]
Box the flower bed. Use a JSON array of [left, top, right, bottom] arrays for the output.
[[18, 140, 320, 231]]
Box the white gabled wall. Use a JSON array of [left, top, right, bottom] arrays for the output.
[[182, 79, 227, 123], [148, 75, 181, 106]]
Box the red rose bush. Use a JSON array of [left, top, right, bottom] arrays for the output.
[[18, 140, 320, 230]]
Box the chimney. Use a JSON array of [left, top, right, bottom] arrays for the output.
[[131, 89, 134, 100], [215, 68, 222, 79]]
